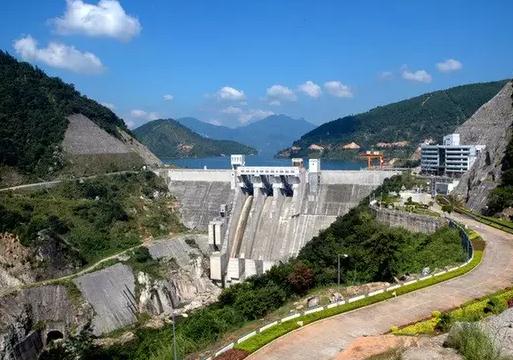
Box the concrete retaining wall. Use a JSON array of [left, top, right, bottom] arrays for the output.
[[371, 206, 448, 234]]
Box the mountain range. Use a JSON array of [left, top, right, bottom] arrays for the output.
[[177, 115, 315, 156], [132, 119, 256, 158], [278, 80, 508, 160]]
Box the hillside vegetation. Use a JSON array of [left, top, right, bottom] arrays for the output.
[[0, 171, 184, 267], [90, 173, 465, 360], [133, 119, 256, 158], [0, 51, 130, 179], [279, 80, 507, 160]]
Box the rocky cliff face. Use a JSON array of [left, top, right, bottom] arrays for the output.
[[71, 234, 219, 335], [0, 232, 83, 290], [0, 234, 219, 358], [0, 285, 89, 360], [454, 81, 513, 211]]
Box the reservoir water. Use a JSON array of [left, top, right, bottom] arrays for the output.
[[163, 154, 365, 170]]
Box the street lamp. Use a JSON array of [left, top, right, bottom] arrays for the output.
[[337, 254, 349, 287], [171, 307, 177, 360]]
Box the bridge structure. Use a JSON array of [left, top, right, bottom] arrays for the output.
[[156, 155, 400, 286]]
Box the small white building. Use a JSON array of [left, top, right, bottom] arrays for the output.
[[421, 134, 484, 176]]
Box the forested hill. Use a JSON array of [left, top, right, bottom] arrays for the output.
[[278, 80, 507, 160], [133, 119, 257, 158], [0, 51, 129, 177]]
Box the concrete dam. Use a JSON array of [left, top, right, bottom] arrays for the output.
[[157, 156, 399, 285]]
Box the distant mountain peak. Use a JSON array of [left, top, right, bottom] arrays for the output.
[[176, 114, 315, 155]]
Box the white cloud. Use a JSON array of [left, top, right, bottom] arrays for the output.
[[207, 119, 222, 126], [401, 68, 432, 83], [13, 35, 104, 74], [163, 94, 174, 101], [101, 102, 115, 110], [324, 81, 353, 98], [221, 106, 273, 124], [238, 109, 274, 124], [221, 106, 243, 114], [216, 86, 246, 101], [126, 120, 136, 129], [379, 71, 394, 80], [130, 109, 159, 121], [52, 0, 141, 41], [266, 84, 296, 105], [298, 81, 322, 98], [436, 59, 463, 73]]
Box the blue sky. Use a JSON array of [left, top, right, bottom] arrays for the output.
[[1, 0, 512, 128]]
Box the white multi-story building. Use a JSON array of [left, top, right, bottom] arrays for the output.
[[421, 134, 485, 176]]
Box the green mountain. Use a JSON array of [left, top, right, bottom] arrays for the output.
[[0, 51, 160, 186], [133, 119, 256, 158], [278, 80, 508, 160], [0, 51, 131, 176]]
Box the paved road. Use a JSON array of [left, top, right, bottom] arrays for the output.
[[249, 214, 513, 360], [0, 170, 138, 192]]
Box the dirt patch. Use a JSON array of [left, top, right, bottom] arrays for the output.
[[214, 348, 250, 360], [337, 334, 462, 360], [337, 335, 420, 360]]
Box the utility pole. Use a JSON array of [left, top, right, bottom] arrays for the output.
[[172, 311, 177, 360], [170, 299, 178, 360], [337, 254, 349, 287]]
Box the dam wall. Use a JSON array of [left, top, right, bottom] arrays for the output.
[[157, 161, 399, 284]]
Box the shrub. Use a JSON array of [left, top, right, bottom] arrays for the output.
[[287, 261, 314, 295], [133, 247, 152, 263], [432, 310, 442, 318], [446, 323, 504, 360], [233, 283, 287, 320], [484, 296, 507, 315], [435, 312, 452, 332], [441, 204, 454, 213]]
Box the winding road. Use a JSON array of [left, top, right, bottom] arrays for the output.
[[249, 213, 513, 360]]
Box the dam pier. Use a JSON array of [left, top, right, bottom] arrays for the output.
[[156, 156, 399, 286]]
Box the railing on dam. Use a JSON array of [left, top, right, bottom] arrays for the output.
[[236, 166, 301, 176]]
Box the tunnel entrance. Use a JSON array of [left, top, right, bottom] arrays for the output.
[[46, 330, 64, 345]]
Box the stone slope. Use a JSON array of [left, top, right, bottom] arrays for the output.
[[454, 81, 513, 211], [62, 114, 162, 175]]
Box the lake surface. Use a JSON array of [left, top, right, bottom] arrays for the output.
[[163, 154, 365, 170]]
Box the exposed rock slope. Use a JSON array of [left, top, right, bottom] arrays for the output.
[[454, 81, 513, 211], [62, 114, 161, 175]]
